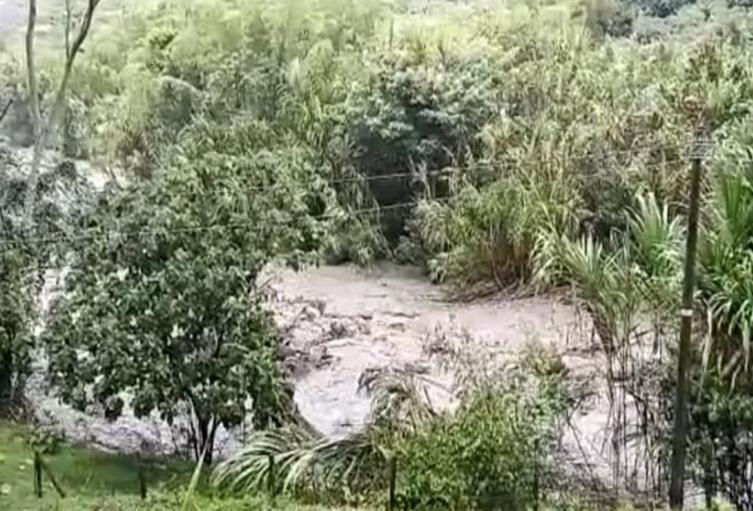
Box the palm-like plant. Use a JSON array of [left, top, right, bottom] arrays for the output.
[[212, 368, 439, 497], [700, 164, 753, 384], [534, 191, 683, 490], [627, 192, 684, 320], [535, 191, 683, 349]]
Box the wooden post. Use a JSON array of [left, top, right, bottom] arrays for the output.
[[669, 135, 705, 509], [137, 454, 147, 500], [38, 455, 66, 498], [268, 454, 276, 504], [34, 451, 42, 498], [388, 455, 397, 511], [533, 438, 540, 511]]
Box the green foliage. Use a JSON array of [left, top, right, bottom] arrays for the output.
[[0, 155, 94, 414], [0, 246, 34, 414], [700, 144, 753, 383], [50, 493, 359, 510], [410, 166, 579, 293], [344, 49, 500, 236], [673, 132, 753, 508], [26, 426, 66, 455], [213, 370, 434, 501], [0, 421, 348, 511], [394, 373, 564, 510], [43, 125, 333, 461], [9, 3, 753, 506], [0, 420, 194, 509], [534, 126, 753, 508], [30, 0, 753, 281], [215, 351, 569, 510]]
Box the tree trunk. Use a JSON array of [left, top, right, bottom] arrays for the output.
[[23, 0, 101, 226], [0, 351, 13, 413], [669, 139, 704, 509], [195, 414, 219, 466]]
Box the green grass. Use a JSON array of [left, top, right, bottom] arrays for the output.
[[0, 420, 192, 510], [0, 421, 366, 510]]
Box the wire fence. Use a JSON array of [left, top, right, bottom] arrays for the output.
[[0, 140, 714, 256], [25, 445, 714, 509]]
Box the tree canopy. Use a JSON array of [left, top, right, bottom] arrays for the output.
[[43, 130, 333, 461]]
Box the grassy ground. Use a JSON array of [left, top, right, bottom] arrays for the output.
[[0, 421, 365, 510], [0, 420, 192, 509]]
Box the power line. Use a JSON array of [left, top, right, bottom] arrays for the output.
[[0, 199, 442, 253], [1, 142, 681, 234], [2, 142, 740, 278], [0, 144, 692, 245], [0, 149, 706, 255], [0, 139, 723, 258]]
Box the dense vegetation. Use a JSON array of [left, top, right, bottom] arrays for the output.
[[4, 0, 753, 508]]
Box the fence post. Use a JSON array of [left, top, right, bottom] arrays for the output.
[[669, 127, 705, 510], [387, 455, 397, 511], [34, 451, 42, 498], [38, 454, 65, 498], [533, 438, 540, 511], [268, 454, 276, 504], [137, 453, 147, 500]]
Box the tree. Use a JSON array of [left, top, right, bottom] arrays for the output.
[[23, 0, 101, 226], [43, 140, 332, 463], [0, 156, 95, 415], [0, 245, 35, 413]]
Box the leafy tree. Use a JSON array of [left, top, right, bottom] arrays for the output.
[[0, 245, 35, 413], [23, 0, 101, 225], [43, 135, 332, 463], [0, 153, 95, 414]]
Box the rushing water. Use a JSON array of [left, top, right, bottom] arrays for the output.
[[29, 261, 590, 455]]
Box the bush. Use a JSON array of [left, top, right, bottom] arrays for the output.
[[346, 51, 500, 240], [408, 170, 579, 292], [393, 368, 567, 510]]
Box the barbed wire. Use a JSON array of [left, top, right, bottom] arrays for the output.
[[0, 199, 448, 274], [0, 143, 697, 249], [0, 137, 735, 265]]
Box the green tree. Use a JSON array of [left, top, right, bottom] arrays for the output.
[[0, 245, 35, 413], [43, 140, 332, 463], [0, 156, 94, 414]]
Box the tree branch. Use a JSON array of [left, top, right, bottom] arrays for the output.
[[0, 99, 14, 125], [23, 0, 102, 227], [25, 0, 40, 138], [64, 0, 72, 60]]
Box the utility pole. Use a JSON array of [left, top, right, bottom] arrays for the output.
[[669, 127, 705, 509]]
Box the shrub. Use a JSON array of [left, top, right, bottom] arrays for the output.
[[345, 50, 500, 241], [392, 367, 567, 510], [408, 169, 579, 293]]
